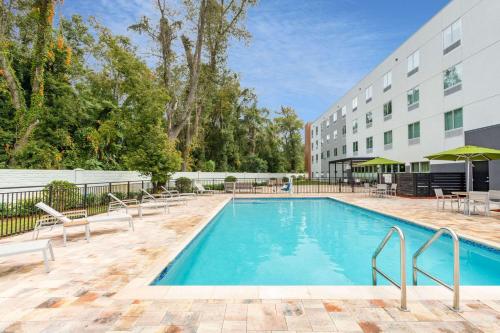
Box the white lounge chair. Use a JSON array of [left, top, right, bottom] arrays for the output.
[[160, 186, 197, 199], [194, 182, 215, 195], [0, 239, 54, 273], [141, 188, 181, 207], [108, 193, 168, 218], [36, 202, 133, 246], [434, 188, 460, 211]]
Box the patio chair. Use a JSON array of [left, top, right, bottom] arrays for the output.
[[488, 190, 500, 211], [194, 182, 215, 195], [0, 239, 54, 273], [434, 188, 460, 211], [363, 183, 370, 195], [35, 202, 133, 246], [388, 183, 398, 196], [281, 182, 293, 194], [224, 182, 235, 193], [108, 193, 168, 218], [372, 184, 388, 197], [468, 191, 490, 216]]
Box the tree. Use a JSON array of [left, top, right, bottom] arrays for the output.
[[275, 106, 304, 172]]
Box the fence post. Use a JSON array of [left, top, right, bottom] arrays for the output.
[[127, 181, 131, 199], [83, 184, 88, 209], [141, 181, 144, 190], [48, 185, 53, 207], [108, 182, 112, 195]]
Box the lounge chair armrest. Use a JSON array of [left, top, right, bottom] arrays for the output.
[[63, 209, 88, 218]]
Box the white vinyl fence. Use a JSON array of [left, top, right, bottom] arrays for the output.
[[0, 169, 305, 193]]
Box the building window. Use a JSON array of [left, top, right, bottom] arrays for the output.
[[366, 112, 373, 128], [315, 140, 318, 149], [443, 63, 462, 95], [342, 125, 346, 136], [407, 87, 420, 110], [383, 101, 392, 121], [326, 134, 330, 142], [352, 119, 358, 134], [334, 148, 338, 156], [342, 145, 346, 155], [352, 97, 358, 111], [365, 85, 373, 103], [384, 130, 393, 150], [383, 71, 392, 91], [366, 136, 373, 153], [333, 112, 338, 123], [321, 152, 324, 159], [321, 138, 324, 144], [326, 150, 330, 158], [341, 105, 347, 117], [408, 121, 420, 145], [407, 50, 419, 76], [315, 154, 318, 161], [444, 108, 463, 137], [353, 141, 358, 155], [443, 19, 462, 54], [311, 143, 313, 150], [411, 162, 430, 173], [333, 130, 338, 140], [311, 156, 314, 164], [315, 127, 318, 135], [326, 119, 330, 128]]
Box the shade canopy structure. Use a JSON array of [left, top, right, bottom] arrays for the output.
[[425, 145, 500, 191], [424, 145, 500, 161], [355, 157, 404, 167]]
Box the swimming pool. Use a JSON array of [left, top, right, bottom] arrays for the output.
[[152, 198, 500, 286]]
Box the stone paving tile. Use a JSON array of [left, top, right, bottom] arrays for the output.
[[0, 194, 499, 332]]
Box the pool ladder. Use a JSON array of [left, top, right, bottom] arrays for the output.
[[372, 226, 460, 312], [372, 226, 407, 311]]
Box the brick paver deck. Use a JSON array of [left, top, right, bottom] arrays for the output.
[[0, 194, 499, 332]]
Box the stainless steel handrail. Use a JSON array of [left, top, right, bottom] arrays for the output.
[[412, 227, 460, 311], [372, 226, 407, 311]]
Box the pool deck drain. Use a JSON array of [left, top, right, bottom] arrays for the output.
[[0, 193, 499, 332]]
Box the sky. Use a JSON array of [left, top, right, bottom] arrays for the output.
[[61, 0, 450, 122]]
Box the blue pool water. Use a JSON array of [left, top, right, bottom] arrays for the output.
[[152, 198, 500, 286]]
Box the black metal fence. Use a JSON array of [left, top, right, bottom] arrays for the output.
[[0, 177, 361, 238], [0, 180, 153, 238], [0, 173, 465, 238]]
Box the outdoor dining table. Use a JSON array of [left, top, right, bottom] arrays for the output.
[[452, 191, 488, 215]]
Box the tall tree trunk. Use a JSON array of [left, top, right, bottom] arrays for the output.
[[10, 0, 54, 162], [168, 0, 207, 139]]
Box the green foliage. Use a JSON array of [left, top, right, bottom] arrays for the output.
[[175, 177, 193, 193], [0, 4, 304, 175], [224, 175, 237, 182], [241, 154, 268, 172], [201, 160, 216, 172], [44, 180, 81, 211]]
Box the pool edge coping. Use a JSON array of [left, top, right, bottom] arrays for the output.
[[115, 194, 500, 301]]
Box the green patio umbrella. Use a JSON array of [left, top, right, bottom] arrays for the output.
[[425, 145, 500, 191], [355, 157, 404, 166]]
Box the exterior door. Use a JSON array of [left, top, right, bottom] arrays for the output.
[[473, 161, 489, 191]]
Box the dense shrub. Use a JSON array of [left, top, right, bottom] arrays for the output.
[[282, 176, 290, 183], [175, 177, 193, 193], [224, 176, 237, 182], [201, 160, 216, 172], [44, 180, 82, 211]]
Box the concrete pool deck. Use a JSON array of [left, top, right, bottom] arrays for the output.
[[0, 193, 499, 332]]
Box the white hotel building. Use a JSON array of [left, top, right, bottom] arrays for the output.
[[306, 0, 500, 190]]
